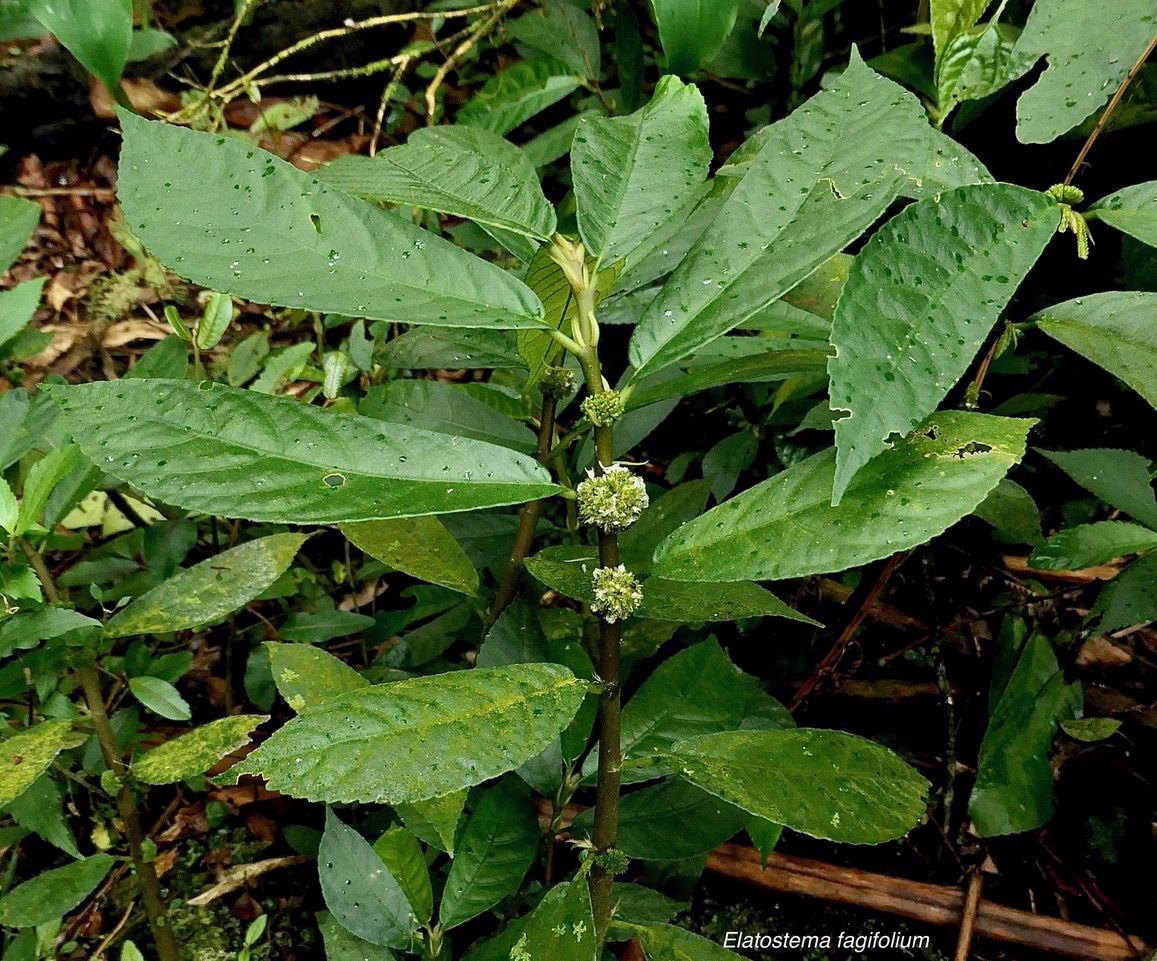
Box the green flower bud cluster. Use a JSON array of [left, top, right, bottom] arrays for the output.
[[590, 564, 642, 623], [577, 464, 649, 532], [580, 389, 624, 426], [594, 847, 630, 875], [540, 366, 576, 398]]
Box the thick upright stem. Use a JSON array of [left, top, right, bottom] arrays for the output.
[[578, 349, 623, 942], [78, 668, 182, 961]]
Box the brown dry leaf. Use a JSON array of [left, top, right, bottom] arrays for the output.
[[101, 318, 170, 348], [89, 76, 181, 120], [29, 323, 85, 368], [45, 272, 84, 311], [1076, 635, 1133, 668]]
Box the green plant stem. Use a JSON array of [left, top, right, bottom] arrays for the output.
[[78, 667, 181, 961], [577, 346, 623, 943], [486, 386, 561, 627]]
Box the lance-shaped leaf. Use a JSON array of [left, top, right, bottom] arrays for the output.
[[653, 412, 1032, 582], [316, 126, 555, 245], [1029, 522, 1157, 572], [44, 380, 559, 524], [342, 518, 478, 596], [829, 183, 1058, 503], [459, 57, 582, 136], [27, 0, 130, 100], [525, 546, 815, 626], [116, 109, 544, 329], [930, 0, 989, 66], [373, 827, 433, 924], [669, 729, 929, 844], [1032, 291, 1157, 409], [572, 76, 710, 267], [937, 21, 1035, 119], [0, 854, 116, 928], [104, 533, 308, 637], [0, 721, 76, 808], [649, 0, 739, 75], [223, 664, 586, 804], [133, 715, 268, 785], [1089, 181, 1157, 249], [319, 810, 418, 948], [628, 51, 983, 379], [1039, 448, 1157, 531], [1013, 0, 1157, 143], [0, 195, 41, 274], [440, 777, 539, 929]]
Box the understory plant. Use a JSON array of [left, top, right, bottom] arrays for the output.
[[3, 1, 1157, 959]]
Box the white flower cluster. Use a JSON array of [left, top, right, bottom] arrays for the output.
[[590, 564, 643, 623], [576, 464, 649, 533]]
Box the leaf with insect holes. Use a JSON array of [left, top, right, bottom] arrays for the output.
[[653, 412, 1033, 582], [829, 183, 1058, 503]]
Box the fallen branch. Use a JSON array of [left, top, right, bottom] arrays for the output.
[[706, 844, 1148, 961], [187, 856, 311, 907]]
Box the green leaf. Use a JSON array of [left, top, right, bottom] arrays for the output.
[[1039, 448, 1157, 531], [343, 517, 478, 596], [459, 57, 582, 136], [0, 195, 41, 274], [572, 76, 710, 266], [508, 1, 601, 80], [653, 412, 1032, 582], [0, 721, 76, 808], [128, 676, 191, 720], [461, 877, 596, 961], [14, 443, 82, 537], [46, 380, 559, 524], [105, 533, 309, 637], [195, 291, 234, 351], [829, 183, 1059, 503], [1060, 718, 1121, 743], [133, 715, 267, 785], [317, 911, 397, 961], [632, 923, 747, 961], [670, 729, 929, 844], [1089, 180, 1157, 249], [395, 791, 466, 857], [27, 0, 130, 98], [376, 328, 524, 371], [968, 634, 1080, 835], [1032, 291, 1157, 409], [266, 642, 368, 712], [1094, 551, 1157, 633], [362, 380, 536, 453], [317, 126, 555, 245], [649, 0, 739, 75], [573, 777, 748, 860], [0, 606, 100, 658], [0, 478, 16, 534], [526, 547, 815, 626], [582, 640, 777, 785], [937, 21, 1034, 118], [1013, 0, 1157, 143], [440, 777, 540, 930], [930, 0, 989, 66], [973, 478, 1043, 546], [225, 664, 586, 804], [0, 854, 116, 928], [0, 277, 47, 354], [1029, 521, 1157, 571], [372, 827, 433, 924], [115, 110, 544, 330], [319, 810, 418, 948], [628, 51, 987, 379]]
